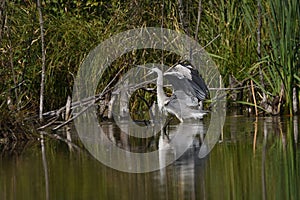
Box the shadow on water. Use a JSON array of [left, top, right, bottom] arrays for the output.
[[0, 116, 299, 200]]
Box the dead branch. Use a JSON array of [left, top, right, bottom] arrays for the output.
[[37, 0, 46, 122], [38, 65, 127, 131]]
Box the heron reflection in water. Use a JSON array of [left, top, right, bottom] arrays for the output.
[[149, 62, 210, 122]]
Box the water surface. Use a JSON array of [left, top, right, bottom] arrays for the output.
[[0, 116, 299, 200]]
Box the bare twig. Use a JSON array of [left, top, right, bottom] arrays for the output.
[[65, 95, 71, 120], [194, 0, 202, 41], [250, 79, 258, 116], [37, 116, 59, 130], [203, 34, 221, 49], [37, 0, 46, 122], [42, 94, 104, 117], [52, 105, 90, 131]]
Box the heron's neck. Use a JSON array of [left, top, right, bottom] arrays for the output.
[[156, 71, 167, 110]]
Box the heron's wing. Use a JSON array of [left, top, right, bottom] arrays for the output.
[[189, 68, 209, 100], [164, 71, 208, 101], [164, 71, 190, 91]]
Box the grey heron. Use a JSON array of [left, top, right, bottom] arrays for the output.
[[150, 63, 209, 122]]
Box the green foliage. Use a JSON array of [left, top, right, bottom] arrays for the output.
[[0, 0, 299, 136], [267, 0, 300, 114], [242, 0, 300, 114]]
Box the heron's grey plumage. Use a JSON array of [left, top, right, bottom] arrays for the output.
[[150, 63, 209, 122], [168, 64, 209, 101]]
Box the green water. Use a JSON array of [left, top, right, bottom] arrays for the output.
[[0, 116, 299, 200]]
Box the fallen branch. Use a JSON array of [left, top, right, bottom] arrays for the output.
[[38, 65, 127, 131], [52, 105, 91, 131], [37, 116, 59, 130]]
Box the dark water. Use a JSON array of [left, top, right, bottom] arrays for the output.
[[0, 116, 299, 200]]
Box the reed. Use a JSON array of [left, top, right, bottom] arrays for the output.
[[267, 0, 300, 114], [242, 0, 300, 114]]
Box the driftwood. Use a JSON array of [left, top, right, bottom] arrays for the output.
[[38, 65, 126, 131], [38, 86, 110, 131]]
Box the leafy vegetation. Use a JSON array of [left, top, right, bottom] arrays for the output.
[[0, 0, 299, 139]]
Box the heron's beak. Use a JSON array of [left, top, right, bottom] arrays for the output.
[[136, 65, 154, 77], [146, 69, 155, 76]]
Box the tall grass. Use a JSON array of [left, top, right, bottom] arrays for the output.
[[242, 0, 300, 114], [196, 0, 257, 84], [267, 0, 300, 114]]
